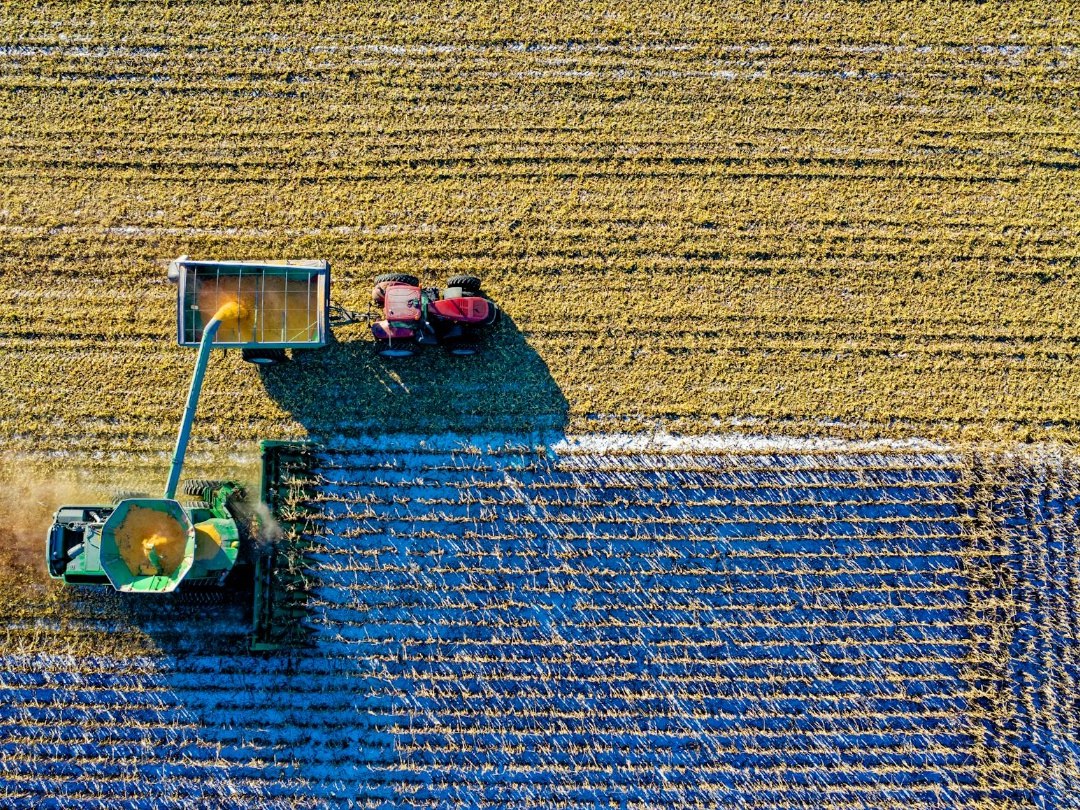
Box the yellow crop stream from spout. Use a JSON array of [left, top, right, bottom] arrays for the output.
[[211, 299, 250, 333]]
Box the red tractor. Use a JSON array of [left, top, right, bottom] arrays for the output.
[[370, 273, 499, 357]]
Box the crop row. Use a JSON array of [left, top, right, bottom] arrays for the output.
[[4, 1, 1077, 42]]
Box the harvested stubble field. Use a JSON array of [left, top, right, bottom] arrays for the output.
[[1, 2, 1080, 460], [2, 2, 1080, 808]]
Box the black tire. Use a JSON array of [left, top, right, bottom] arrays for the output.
[[183, 479, 229, 496], [447, 343, 481, 357], [112, 491, 149, 505], [447, 274, 481, 293], [481, 300, 500, 327], [183, 500, 212, 510], [375, 273, 420, 287], [377, 345, 416, 358], [171, 589, 226, 608], [242, 348, 288, 366]]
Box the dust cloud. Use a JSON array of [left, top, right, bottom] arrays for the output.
[[0, 472, 110, 580], [249, 500, 285, 549]]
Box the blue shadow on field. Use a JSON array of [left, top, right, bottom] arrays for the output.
[[256, 306, 569, 437]]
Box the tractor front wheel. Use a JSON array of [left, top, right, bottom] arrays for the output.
[[242, 348, 288, 366], [377, 345, 416, 358], [447, 274, 482, 293]]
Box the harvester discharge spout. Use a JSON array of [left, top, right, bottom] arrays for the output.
[[164, 301, 247, 499]]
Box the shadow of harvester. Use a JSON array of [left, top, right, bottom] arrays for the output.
[[257, 309, 568, 437]]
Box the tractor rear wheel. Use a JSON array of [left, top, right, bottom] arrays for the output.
[[375, 273, 420, 286], [447, 274, 482, 293], [242, 348, 288, 365], [183, 479, 229, 496]]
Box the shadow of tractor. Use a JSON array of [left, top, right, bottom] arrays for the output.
[[258, 308, 568, 437]]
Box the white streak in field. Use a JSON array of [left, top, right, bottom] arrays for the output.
[[315, 429, 957, 459]]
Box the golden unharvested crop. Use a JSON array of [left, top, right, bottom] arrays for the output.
[[114, 506, 187, 576]]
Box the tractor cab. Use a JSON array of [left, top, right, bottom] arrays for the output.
[[370, 273, 499, 357], [383, 284, 423, 322]]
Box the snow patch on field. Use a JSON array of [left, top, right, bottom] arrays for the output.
[[312, 429, 955, 456]]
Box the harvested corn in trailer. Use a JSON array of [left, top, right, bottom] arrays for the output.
[[114, 506, 187, 576], [195, 275, 318, 344]]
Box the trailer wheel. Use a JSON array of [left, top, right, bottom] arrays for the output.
[[447, 274, 482, 293], [182, 500, 212, 510], [183, 479, 229, 496], [242, 348, 288, 365]]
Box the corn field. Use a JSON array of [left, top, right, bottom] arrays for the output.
[[2, 3, 1080, 459], [1, 2, 1079, 808]]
